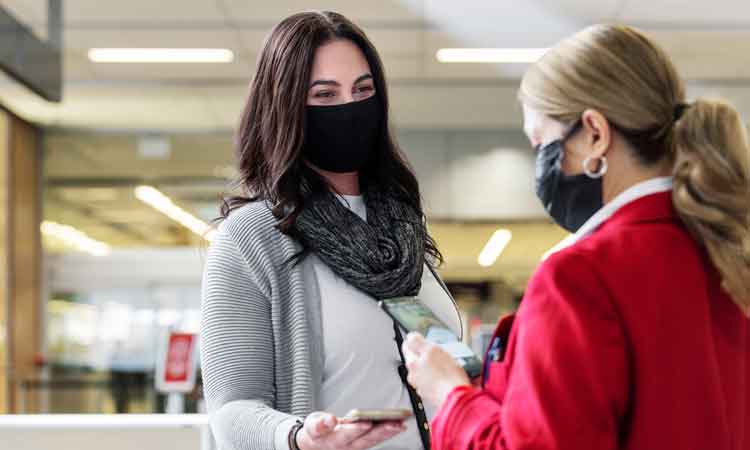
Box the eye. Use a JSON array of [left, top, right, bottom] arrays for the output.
[[356, 85, 374, 93], [314, 90, 335, 98]]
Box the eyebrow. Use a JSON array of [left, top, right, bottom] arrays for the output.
[[309, 73, 373, 89], [354, 74, 373, 84], [310, 79, 340, 88]]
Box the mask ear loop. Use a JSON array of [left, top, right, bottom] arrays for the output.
[[582, 156, 608, 179]]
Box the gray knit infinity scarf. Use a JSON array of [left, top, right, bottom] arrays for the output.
[[294, 188, 426, 300]]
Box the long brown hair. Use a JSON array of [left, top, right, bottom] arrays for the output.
[[520, 24, 750, 312], [220, 11, 442, 265]]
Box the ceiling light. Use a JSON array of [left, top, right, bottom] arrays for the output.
[[436, 48, 548, 63], [41, 221, 111, 256], [88, 48, 234, 63], [478, 229, 512, 267], [135, 186, 215, 241]]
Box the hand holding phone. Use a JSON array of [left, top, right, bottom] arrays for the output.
[[379, 296, 483, 379], [401, 332, 472, 407], [296, 412, 407, 450]]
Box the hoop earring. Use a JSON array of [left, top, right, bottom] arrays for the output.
[[582, 156, 608, 179]]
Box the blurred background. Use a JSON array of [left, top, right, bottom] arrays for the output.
[[0, 0, 748, 424]]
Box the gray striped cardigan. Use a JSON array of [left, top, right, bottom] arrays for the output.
[[201, 201, 325, 450]]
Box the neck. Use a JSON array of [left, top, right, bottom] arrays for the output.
[[310, 165, 361, 195], [602, 158, 672, 204]]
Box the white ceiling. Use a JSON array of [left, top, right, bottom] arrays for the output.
[[2, 0, 750, 130]]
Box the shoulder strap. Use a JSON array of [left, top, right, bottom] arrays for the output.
[[393, 321, 431, 450]]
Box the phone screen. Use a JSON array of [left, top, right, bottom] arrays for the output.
[[381, 296, 482, 378]]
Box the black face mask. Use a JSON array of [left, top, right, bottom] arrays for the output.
[[304, 95, 382, 173], [535, 121, 603, 232]]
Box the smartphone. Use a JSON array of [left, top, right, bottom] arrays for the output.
[[380, 296, 483, 379], [341, 408, 413, 423]]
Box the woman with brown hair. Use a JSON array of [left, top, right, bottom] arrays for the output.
[[402, 24, 750, 450], [200, 10, 460, 450]]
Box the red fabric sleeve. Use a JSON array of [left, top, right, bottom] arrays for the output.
[[431, 248, 629, 450], [431, 386, 509, 450]]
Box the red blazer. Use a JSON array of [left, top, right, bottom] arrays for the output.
[[431, 192, 749, 450]]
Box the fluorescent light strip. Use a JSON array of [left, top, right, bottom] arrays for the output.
[[88, 48, 234, 63], [135, 186, 216, 241], [41, 221, 111, 256], [478, 229, 513, 267], [436, 48, 548, 63]]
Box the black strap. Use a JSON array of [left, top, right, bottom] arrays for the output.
[[393, 321, 431, 450]]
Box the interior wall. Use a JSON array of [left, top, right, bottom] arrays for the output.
[[398, 128, 544, 220], [42, 127, 544, 222]]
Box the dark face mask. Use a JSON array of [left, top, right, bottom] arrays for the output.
[[304, 95, 382, 173], [535, 121, 603, 232]]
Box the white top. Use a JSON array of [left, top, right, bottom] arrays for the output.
[[547, 177, 674, 256], [313, 194, 461, 450]]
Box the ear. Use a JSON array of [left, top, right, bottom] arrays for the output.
[[580, 109, 613, 159]]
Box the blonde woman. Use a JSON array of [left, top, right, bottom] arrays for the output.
[[401, 25, 750, 450]]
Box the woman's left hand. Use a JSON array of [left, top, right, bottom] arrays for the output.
[[402, 333, 471, 407]]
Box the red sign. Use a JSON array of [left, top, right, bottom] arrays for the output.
[[164, 333, 195, 383], [156, 331, 198, 393]]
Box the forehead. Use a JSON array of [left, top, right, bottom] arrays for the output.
[[309, 39, 371, 80]]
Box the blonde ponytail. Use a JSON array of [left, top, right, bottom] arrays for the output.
[[672, 100, 750, 312], [520, 24, 750, 313]]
